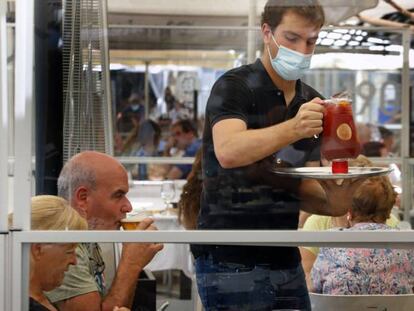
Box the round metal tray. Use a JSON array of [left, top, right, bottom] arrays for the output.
[[270, 166, 393, 179]]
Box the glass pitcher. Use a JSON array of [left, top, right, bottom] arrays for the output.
[[321, 98, 360, 162]]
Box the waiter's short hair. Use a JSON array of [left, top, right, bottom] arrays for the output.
[[261, 0, 325, 30]]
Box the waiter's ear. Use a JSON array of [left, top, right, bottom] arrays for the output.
[[262, 23, 273, 45]]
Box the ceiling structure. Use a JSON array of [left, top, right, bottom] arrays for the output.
[[107, 0, 413, 23], [106, 0, 413, 56]]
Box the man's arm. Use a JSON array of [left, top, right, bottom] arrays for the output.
[[101, 242, 162, 310], [55, 292, 101, 311], [212, 99, 324, 168], [300, 161, 366, 217], [57, 220, 163, 311], [299, 247, 317, 290]]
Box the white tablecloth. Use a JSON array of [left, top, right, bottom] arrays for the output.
[[126, 182, 194, 278], [116, 211, 194, 278], [145, 213, 194, 278]]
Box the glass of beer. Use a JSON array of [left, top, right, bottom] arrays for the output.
[[120, 214, 146, 230]]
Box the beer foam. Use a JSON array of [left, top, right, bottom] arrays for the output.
[[121, 215, 146, 223]]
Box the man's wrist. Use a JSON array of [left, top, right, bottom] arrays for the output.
[[120, 259, 143, 272], [119, 252, 144, 272], [283, 118, 302, 142], [326, 198, 349, 217]]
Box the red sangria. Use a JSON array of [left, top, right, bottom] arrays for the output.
[[321, 99, 360, 173]]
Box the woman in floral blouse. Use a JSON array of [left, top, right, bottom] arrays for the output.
[[311, 176, 414, 295]]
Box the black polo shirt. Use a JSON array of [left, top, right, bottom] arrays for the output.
[[191, 59, 322, 269]]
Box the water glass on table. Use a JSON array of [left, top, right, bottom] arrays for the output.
[[160, 180, 176, 209]]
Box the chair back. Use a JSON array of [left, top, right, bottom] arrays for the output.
[[309, 292, 414, 311]]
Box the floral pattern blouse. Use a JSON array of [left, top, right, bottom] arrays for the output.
[[311, 223, 414, 295]]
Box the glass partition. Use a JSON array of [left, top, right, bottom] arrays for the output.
[[110, 26, 409, 228], [110, 26, 407, 172], [13, 233, 414, 311], [4, 1, 414, 310]]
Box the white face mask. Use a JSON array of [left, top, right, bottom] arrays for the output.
[[131, 104, 140, 111], [267, 34, 313, 81]]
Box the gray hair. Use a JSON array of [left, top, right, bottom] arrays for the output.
[[57, 159, 97, 201]]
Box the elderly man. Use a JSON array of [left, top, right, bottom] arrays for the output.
[[46, 151, 163, 311]]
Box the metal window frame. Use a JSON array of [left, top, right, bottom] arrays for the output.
[[10, 229, 414, 310], [401, 29, 412, 221], [11, 232, 29, 311], [0, 0, 9, 309], [13, 0, 34, 231], [10, 230, 414, 248], [0, 234, 6, 311], [117, 156, 196, 165], [117, 156, 404, 165], [101, 0, 115, 156], [0, 0, 9, 233], [9, 229, 414, 310]]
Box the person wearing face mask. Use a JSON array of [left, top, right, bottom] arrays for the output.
[[117, 92, 145, 135], [191, 1, 366, 310]]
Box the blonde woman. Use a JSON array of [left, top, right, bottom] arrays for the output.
[[9, 195, 87, 311]]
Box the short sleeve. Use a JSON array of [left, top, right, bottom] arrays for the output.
[[301, 215, 331, 256], [175, 164, 192, 178], [175, 139, 202, 178], [386, 213, 399, 228], [183, 140, 201, 158], [207, 76, 252, 127], [46, 244, 99, 303]]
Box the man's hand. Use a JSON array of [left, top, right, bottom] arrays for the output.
[[163, 136, 177, 156], [318, 178, 367, 216], [291, 97, 325, 139], [121, 218, 164, 270]]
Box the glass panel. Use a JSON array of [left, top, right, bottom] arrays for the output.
[[25, 241, 198, 310], [304, 31, 404, 158], [24, 242, 414, 311], [110, 29, 406, 177], [21, 2, 414, 311], [111, 27, 260, 181]]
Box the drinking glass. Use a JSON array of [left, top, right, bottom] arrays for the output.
[[160, 181, 175, 209]]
